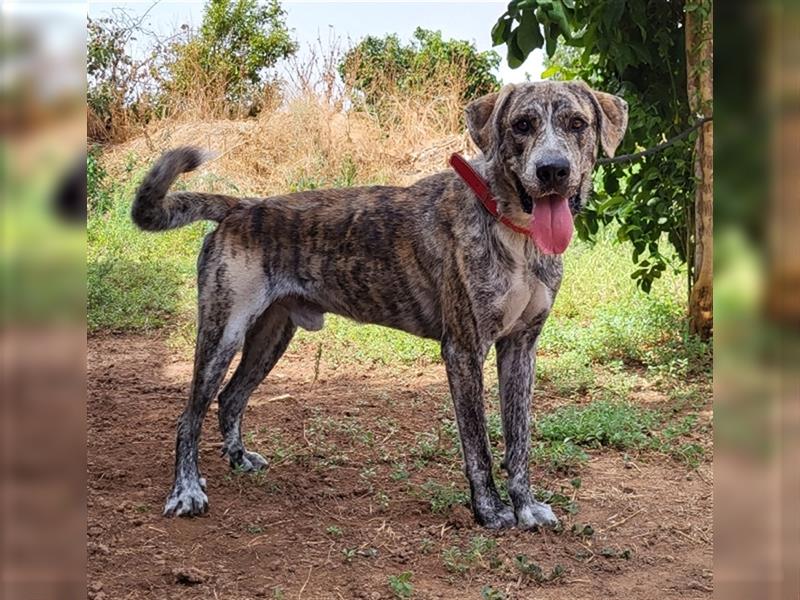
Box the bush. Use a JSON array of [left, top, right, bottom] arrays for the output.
[[165, 0, 296, 117], [340, 27, 500, 111]]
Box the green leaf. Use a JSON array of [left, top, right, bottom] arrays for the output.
[[507, 30, 526, 68], [541, 64, 560, 79], [547, 1, 573, 38], [542, 20, 560, 57], [516, 10, 544, 55], [604, 0, 626, 29], [491, 17, 512, 46]]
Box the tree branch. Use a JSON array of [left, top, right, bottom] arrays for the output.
[[598, 117, 712, 166]]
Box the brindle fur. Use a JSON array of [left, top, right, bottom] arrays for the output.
[[132, 81, 628, 529]]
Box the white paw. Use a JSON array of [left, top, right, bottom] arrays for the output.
[[163, 482, 208, 517], [231, 450, 269, 472], [516, 501, 559, 530]]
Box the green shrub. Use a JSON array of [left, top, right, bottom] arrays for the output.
[[340, 27, 500, 108], [164, 0, 296, 116]]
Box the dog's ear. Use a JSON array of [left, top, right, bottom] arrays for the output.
[[465, 84, 515, 157], [591, 91, 628, 158]]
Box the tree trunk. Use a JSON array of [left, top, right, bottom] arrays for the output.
[[686, 2, 714, 339]]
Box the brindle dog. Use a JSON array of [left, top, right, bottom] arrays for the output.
[[132, 80, 627, 529]]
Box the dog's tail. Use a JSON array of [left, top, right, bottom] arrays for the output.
[[131, 146, 240, 231]]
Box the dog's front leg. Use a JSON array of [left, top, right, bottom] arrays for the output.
[[441, 336, 516, 529], [496, 331, 558, 529]]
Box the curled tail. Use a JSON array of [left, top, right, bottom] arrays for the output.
[[131, 146, 240, 231]]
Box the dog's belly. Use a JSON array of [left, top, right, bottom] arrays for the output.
[[290, 267, 444, 341]]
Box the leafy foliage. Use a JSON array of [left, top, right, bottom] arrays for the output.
[[537, 399, 661, 450], [87, 13, 159, 140], [492, 0, 706, 293], [340, 27, 501, 108], [166, 0, 296, 115], [387, 572, 414, 599]]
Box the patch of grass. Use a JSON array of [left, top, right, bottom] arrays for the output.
[[410, 427, 457, 467], [388, 572, 413, 599], [390, 463, 410, 481], [375, 490, 390, 511], [87, 163, 213, 333], [535, 394, 708, 468], [325, 525, 342, 537], [341, 547, 357, 563], [537, 400, 661, 451], [537, 351, 596, 396], [441, 535, 501, 574], [514, 554, 566, 583], [513, 555, 566, 583], [481, 586, 506, 600], [419, 480, 469, 514], [296, 316, 441, 366], [530, 440, 589, 474]]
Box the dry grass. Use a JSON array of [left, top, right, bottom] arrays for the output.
[[99, 36, 478, 194]]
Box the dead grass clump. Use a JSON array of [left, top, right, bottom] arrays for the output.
[[100, 35, 478, 194]]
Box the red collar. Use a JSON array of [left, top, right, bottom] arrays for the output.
[[449, 153, 533, 237]]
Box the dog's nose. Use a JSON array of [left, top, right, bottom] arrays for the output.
[[536, 160, 571, 187]]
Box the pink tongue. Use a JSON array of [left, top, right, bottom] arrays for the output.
[[530, 196, 574, 255]]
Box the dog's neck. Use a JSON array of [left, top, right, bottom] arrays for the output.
[[464, 155, 536, 260]]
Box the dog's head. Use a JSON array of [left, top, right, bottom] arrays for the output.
[[465, 81, 628, 254]]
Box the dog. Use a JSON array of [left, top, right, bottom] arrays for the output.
[[131, 80, 628, 529]]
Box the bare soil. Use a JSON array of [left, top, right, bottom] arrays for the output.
[[88, 333, 712, 600]]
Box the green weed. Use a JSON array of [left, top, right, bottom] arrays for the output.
[[530, 439, 588, 474], [325, 525, 343, 537], [513, 555, 566, 583], [388, 572, 413, 599], [419, 480, 469, 513], [536, 400, 660, 450], [537, 351, 595, 396], [481, 586, 506, 600], [442, 536, 500, 574]]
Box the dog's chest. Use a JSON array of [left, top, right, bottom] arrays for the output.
[[496, 269, 552, 336]]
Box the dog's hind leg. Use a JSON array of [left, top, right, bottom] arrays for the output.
[[163, 307, 242, 517], [164, 238, 267, 517], [496, 329, 558, 529], [217, 303, 297, 471]]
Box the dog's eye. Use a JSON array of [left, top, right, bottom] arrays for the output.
[[570, 117, 588, 131], [513, 119, 532, 134]]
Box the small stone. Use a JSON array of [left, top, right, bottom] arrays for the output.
[[89, 581, 103, 593], [88, 542, 110, 555], [173, 566, 208, 585]]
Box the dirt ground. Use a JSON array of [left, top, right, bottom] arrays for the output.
[[87, 333, 712, 600]]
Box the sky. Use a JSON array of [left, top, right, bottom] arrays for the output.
[[87, 0, 545, 84]]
